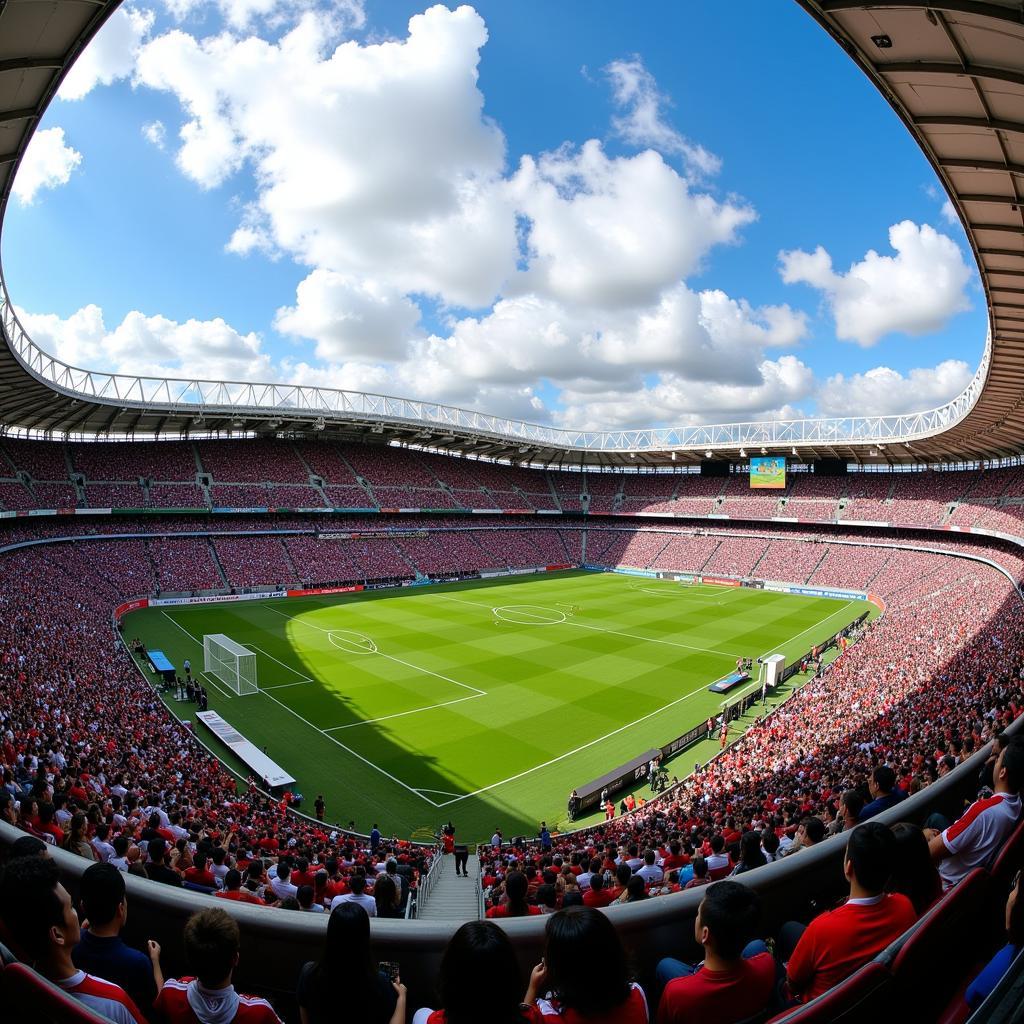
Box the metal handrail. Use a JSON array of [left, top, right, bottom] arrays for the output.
[[0, 267, 992, 453]]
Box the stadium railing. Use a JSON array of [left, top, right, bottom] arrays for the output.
[[3, 717, 1017, 1011]]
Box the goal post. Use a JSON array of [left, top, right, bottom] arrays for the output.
[[203, 634, 258, 695]]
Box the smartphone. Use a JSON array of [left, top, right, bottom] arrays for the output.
[[379, 961, 400, 982]]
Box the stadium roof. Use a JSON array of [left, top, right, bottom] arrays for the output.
[[0, 0, 1022, 468]]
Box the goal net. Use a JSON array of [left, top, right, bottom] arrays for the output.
[[203, 634, 258, 695]]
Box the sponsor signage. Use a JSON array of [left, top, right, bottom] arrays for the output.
[[788, 586, 866, 601], [114, 598, 149, 620], [286, 585, 364, 598], [701, 576, 742, 587], [150, 592, 276, 608], [612, 567, 658, 578]]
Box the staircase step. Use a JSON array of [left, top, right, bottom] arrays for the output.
[[415, 854, 481, 922]]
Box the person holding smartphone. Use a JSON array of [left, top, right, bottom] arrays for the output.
[[296, 904, 406, 1024]]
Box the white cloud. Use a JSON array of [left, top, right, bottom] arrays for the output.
[[555, 355, 815, 431], [817, 359, 972, 416], [136, 7, 516, 309], [142, 120, 166, 149], [164, 0, 365, 34], [779, 220, 972, 347], [13, 127, 83, 204], [509, 141, 753, 309], [941, 199, 958, 226], [64, 5, 824, 429], [275, 269, 423, 362], [17, 304, 273, 382], [59, 6, 155, 101], [605, 56, 721, 176]]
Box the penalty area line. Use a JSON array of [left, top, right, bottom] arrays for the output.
[[258, 686, 444, 809], [433, 682, 710, 808], [262, 603, 486, 697], [324, 691, 486, 731]]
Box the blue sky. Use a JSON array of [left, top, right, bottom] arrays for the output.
[[2, 0, 986, 429]]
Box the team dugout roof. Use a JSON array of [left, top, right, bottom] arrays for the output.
[[0, 0, 1023, 467]]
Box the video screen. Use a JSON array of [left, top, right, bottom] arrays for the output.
[[750, 456, 786, 489]]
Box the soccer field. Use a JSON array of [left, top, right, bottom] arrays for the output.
[[124, 570, 870, 840]]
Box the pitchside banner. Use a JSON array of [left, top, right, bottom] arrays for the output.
[[750, 456, 786, 489]]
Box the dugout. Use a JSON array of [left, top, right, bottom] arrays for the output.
[[573, 747, 661, 814]]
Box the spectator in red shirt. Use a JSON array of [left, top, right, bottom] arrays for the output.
[[486, 871, 542, 919], [783, 822, 917, 1003], [184, 852, 217, 889], [216, 870, 265, 906], [655, 880, 776, 1024], [526, 907, 649, 1022], [582, 872, 613, 908], [0, 855, 146, 1024], [154, 908, 282, 1023]]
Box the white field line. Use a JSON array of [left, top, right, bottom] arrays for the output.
[[414, 788, 467, 798], [437, 593, 741, 659], [249, 644, 312, 684], [160, 612, 306, 694], [261, 679, 315, 692], [262, 604, 486, 696], [200, 671, 237, 702], [257, 685, 442, 808], [433, 679, 711, 808], [761, 600, 857, 657], [324, 691, 485, 731], [162, 611, 441, 810], [158, 613, 234, 700]]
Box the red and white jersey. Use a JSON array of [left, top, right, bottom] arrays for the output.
[[155, 977, 283, 1024], [56, 970, 146, 1024], [940, 791, 1021, 889]]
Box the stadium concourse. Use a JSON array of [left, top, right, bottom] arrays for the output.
[[1, 438, 1024, 1020]]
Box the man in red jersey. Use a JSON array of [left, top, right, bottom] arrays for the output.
[[656, 881, 775, 1024], [0, 856, 146, 1024], [929, 736, 1023, 890], [155, 908, 282, 1023], [783, 822, 916, 1003]]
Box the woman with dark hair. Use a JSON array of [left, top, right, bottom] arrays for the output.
[[887, 822, 941, 914], [412, 920, 538, 1024], [731, 831, 768, 876], [297, 903, 405, 1024], [966, 870, 1024, 1009], [374, 873, 402, 919], [487, 870, 542, 918], [62, 811, 96, 861], [526, 906, 648, 1022]]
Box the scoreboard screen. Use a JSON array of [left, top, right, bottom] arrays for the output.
[[750, 456, 786, 489]]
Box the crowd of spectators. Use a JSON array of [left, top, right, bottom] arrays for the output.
[[0, 479, 1023, 1018], [0, 542, 434, 936]]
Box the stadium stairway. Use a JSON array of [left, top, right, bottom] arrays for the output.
[[415, 852, 481, 922]]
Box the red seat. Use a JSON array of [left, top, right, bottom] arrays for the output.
[[765, 961, 890, 1023], [887, 868, 989, 1017], [988, 817, 1024, 892], [2, 962, 113, 1022]]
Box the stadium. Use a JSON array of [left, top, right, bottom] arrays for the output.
[[1, 1, 1024, 1022]]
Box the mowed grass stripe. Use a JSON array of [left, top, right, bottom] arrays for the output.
[[127, 571, 871, 838]]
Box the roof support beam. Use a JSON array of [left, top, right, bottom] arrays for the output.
[[916, 115, 1024, 139], [820, 2, 1024, 28], [960, 194, 1024, 206], [938, 159, 1024, 177], [0, 58, 64, 74], [879, 62, 1024, 93]]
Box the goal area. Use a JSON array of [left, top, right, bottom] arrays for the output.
[[203, 634, 258, 695]]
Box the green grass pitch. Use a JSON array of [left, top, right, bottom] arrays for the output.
[[123, 570, 869, 841]]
